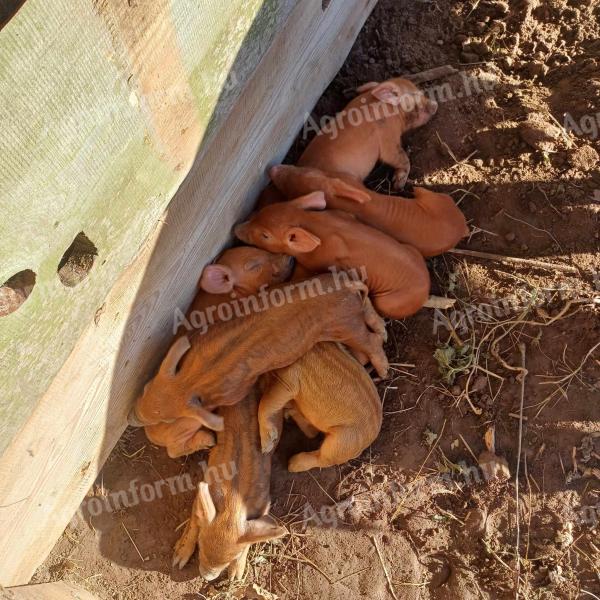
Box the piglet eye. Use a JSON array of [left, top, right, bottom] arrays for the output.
[[244, 261, 262, 271], [261, 232, 270, 240]]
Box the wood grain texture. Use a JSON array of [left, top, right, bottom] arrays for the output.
[[0, 0, 377, 586], [6, 581, 99, 600], [0, 0, 287, 457]]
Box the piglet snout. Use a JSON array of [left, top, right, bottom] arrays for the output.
[[234, 222, 250, 243], [269, 165, 282, 179], [127, 406, 146, 427]]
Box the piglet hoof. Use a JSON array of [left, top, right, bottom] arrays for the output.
[[372, 352, 389, 379], [393, 168, 409, 190], [260, 427, 279, 454], [173, 532, 196, 570], [288, 451, 321, 472]]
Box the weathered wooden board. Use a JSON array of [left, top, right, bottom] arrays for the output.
[[0, 0, 294, 457], [5, 581, 99, 600], [0, 0, 377, 586]]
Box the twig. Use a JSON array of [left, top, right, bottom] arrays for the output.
[[392, 420, 447, 519], [423, 295, 457, 309], [504, 211, 562, 251], [371, 536, 400, 600], [435, 131, 478, 167], [514, 343, 527, 598], [538, 341, 600, 386], [274, 553, 333, 584], [547, 112, 574, 148], [448, 248, 578, 274], [121, 522, 146, 563], [458, 433, 479, 462], [406, 64, 458, 84]]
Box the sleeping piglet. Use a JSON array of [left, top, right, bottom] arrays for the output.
[[269, 164, 469, 257], [131, 272, 388, 428], [234, 192, 430, 320], [143, 246, 294, 458], [298, 77, 438, 189]]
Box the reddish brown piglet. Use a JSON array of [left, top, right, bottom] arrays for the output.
[[142, 246, 294, 457], [234, 192, 431, 319], [298, 77, 438, 188], [269, 164, 469, 257]]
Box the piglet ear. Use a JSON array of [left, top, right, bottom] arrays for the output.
[[285, 227, 321, 253], [371, 81, 405, 106], [199, 264, 235, 294], [356, 81, 380, 93], [159, 336, 191, 377], [240, 516, 287, 544], [195, 482, 217, 525], [331, 178, 371, 204], [289, 191, 326, 211]]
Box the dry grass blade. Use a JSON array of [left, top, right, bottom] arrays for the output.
[[504, 211, 563, 251], [405, 64, 458, 84], [435, 131, 478, 168], [371, 535, 400, 600], [449, 248, 578, 274], [514, 343, 527, 598]]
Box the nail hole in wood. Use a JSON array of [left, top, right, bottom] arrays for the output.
[[57, 232, 98, 287], [0, 269, 36, 317]]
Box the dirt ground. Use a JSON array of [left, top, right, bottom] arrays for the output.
[[33, 1, 600, 598]]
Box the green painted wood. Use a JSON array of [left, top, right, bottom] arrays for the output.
[[0, 0, 292, 455]]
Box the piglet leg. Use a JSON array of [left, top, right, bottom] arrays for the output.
[[258, 380, 291, 453], [381, 141, 410, 189], [173, 510, 200, 569], [362, 297, 388, 342], [289, 425, 365, 472], [228, 545, 250, 580]]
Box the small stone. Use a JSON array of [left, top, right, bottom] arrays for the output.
[[473, 158, 484, 167], [461, 51, 480, 63], [368, 57, 375, 64], [451, 385, 461, 396], [526, 62, 549, 78], [437, 39, 444, 46], [521, 243, 529, 251], [470, 41, 492, 56], [528, 201, 537, 213], [505, 232, 516, 242], [569, 144, 600, 171], [519, 112, 563, 152], [465, 508, 488, 536], [472, 375, 487, 392]]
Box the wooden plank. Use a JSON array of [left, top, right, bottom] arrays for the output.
[[0, 0, 377, 586], [0, 0, 295, 458], [6, 581, 99, 600]]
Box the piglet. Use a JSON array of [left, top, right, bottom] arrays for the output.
[[259, 342, 382, 472], [298, 77, 438, 188], [131, 272, 388, 427], [234, 192, 430, 320], [142, 247, 293, 457], [173, 389, 286, 581], [269, 164, 469, 257]]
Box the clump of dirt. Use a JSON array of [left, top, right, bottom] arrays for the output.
[[34, 1, 600, 599]]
